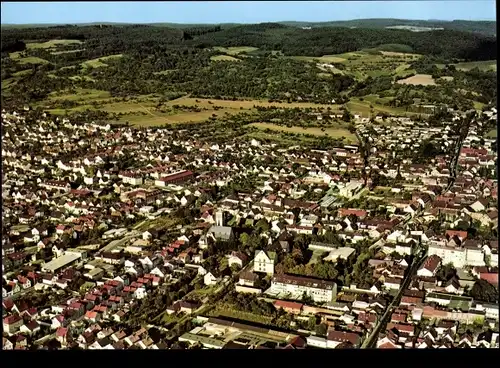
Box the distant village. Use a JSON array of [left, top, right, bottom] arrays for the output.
[[2, 106, 498, 350]]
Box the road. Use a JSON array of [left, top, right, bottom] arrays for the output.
[[444, 116, 473, 193], [361, 248, 427, 348]]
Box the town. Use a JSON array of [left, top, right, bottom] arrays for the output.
[[2, 103, 498, 350]]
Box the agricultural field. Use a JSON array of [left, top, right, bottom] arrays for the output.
[[210, 55, 240, 62], [294, 50, 422, 81], [212, 46, 259, 55], [486, 128, 497, 138], [346, 97, 416, 117], [81, 54, 123, 68], [35, 86, 429, 128], [25, 39, 83, 49], [396, 74, 436, 86], [247, 122, 356, 142], [436, 60, 497, 72]]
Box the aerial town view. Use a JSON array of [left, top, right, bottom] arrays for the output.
[[1, 1, 498, 351]]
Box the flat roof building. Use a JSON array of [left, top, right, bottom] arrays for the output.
[[41, 252, 82, 273]]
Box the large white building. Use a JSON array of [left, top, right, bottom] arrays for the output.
[[428, 244, 486, 268], [266, 274, 337, 303], [428, 244, 466, 268], [253, 250, 277, 275]]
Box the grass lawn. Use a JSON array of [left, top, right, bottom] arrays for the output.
[[210, 55, 241, 62], [247, 122, 356, 142], [208, 305, 274, 325]]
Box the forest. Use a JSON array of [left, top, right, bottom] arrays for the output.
[[1, 23, 497, 60], [1, 23, 497, 113]]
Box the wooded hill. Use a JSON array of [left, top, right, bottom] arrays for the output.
[[2, 23, 497, 61]]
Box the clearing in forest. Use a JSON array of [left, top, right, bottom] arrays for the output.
[[81, 54, 123, 68], [396, 74, 436, 86], [436, 60, 497, 72], [210, 55, 241, 62], [26, 39, 83, 49], [213, 46, 259, 55]]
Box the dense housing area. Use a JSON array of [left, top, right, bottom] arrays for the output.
[[1, 19, 498, 350]]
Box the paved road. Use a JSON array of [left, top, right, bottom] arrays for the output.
[[361, 249, 427, 349]]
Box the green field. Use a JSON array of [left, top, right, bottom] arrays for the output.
[[17, 56, 49, 65], [82, 54, 123, 68], [26, 39, 83, 49], [35, 86, 427, 127], [210, 55, 241, 62], [247, 122, 356, 142], [436, 60, 497, 72], [208, 306, 274, 325], [486, 128, 497, 138], [347, 97, 414, 116], [213, 46, 259, 55], [453, 60, 497, 72]]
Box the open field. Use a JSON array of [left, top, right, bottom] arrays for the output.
[[486, 128, 497, 138], [446, 60, 496, 72], [52, 49, 85, 55], [293, 55, 347, 63], [36, 86, 422, 127], [247, 122, 356, 142], [294, 50, 423, 81], [210, 55, 240, 62], [208, 306, 274, 325], [153, 70, 176, 76], [161, 96, 341, 110], [49, 89, 112, 101], [82, 54, 123, 68], [346, 96, 426, 118], [396, 74, 436, 86], [17, 56, 49, 65], [12, 70, 33, 77], [26, 39, 83, 49], [213, 46, 259, 55], [473, 101, 485, 111]]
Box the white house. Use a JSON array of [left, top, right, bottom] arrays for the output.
[[253, 250, 277, 275], [204, 272, 218, 286]]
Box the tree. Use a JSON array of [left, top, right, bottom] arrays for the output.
[[315, 323, 328, 336], [255, 219, 270, 233], [470, 279, 499, 303], [436, 263, 457, 282]]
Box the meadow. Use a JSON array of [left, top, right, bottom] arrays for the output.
[[247, 122, 356, 142]]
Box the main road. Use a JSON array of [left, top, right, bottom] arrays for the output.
[[361, 247, 427, 348]]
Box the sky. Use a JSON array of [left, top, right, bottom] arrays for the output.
[[1, 1, 496, 25]]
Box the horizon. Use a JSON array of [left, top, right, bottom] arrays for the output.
[[1, 1, 497, 25]]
